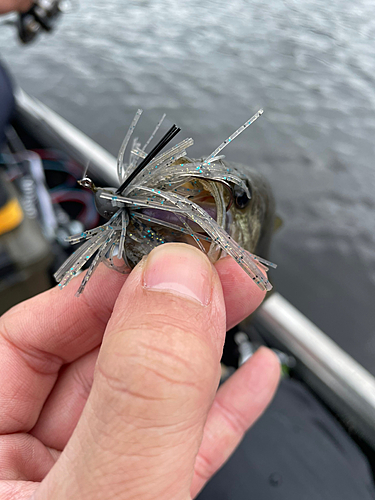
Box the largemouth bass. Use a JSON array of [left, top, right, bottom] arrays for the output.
[[54, 109, 277, 296]]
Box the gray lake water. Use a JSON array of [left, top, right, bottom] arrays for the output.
[[1, 0, 375, 374]]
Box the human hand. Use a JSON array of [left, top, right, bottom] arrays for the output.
[[0, 243, 280, 500], [0, 0, 33, 14]]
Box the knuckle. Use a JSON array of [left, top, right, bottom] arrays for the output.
[[194, 451, 216, 482], [96, 318, 218, 407], [71, 362, 95, 402], [0, 313, 63, 376], [213, 398, 248, 436]]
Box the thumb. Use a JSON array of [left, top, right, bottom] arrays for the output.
[[35, 243, 226, 500]]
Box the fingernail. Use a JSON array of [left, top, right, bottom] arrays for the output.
[[143, 243, 213, 305]]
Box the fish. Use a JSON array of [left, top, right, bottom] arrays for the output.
[[54, 109, 277, 296]]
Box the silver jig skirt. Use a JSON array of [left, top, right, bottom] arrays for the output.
[[54, 109, 276, 296]]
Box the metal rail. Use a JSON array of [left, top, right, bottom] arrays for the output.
[[257, 293, 375, 448]]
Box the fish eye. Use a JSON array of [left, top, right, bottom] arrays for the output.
[[233, 184, 252, 209]]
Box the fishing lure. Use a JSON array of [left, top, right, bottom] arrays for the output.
[[54, 109, 276, 296]]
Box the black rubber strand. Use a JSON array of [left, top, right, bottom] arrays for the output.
[[116, 124, 181, 194]]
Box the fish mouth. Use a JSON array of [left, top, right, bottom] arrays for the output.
[[132, 179, 233, 253], [141, 201, 218, 233]]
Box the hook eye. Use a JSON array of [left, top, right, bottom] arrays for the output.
[[78, 177, 96, 192]]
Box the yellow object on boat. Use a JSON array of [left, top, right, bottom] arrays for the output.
[[0, 197, 24, 235]]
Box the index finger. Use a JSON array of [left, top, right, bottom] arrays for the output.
[[0, 265, 128, 434]]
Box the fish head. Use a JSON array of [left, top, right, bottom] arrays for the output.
[[225, 162, 276, 258]]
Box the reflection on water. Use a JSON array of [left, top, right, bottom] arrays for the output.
[[1, 0, 375, 372]]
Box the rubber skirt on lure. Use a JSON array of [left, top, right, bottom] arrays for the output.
[[54, 109, 277, 296]]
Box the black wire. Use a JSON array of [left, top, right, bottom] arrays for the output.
[[116, 124, 181, 195]]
